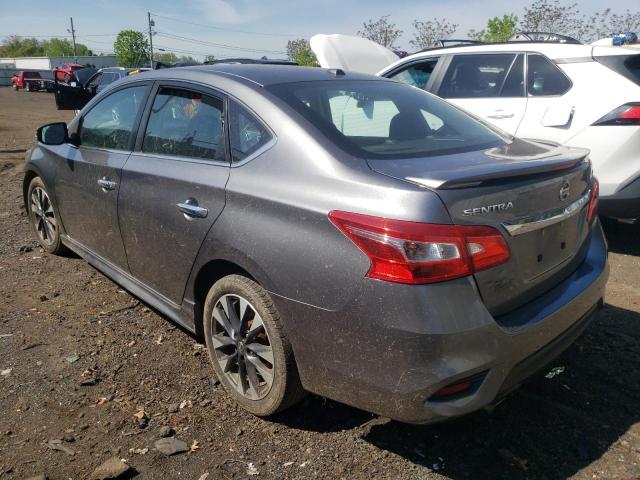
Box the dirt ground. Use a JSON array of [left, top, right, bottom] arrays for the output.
[[0, 86, 639, 480]]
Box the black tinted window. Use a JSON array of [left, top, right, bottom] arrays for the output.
[[267, 80, 504, 159], [501, 54, 525, 97], [142, 88, 226, 161], [527, 54, 571, 96], [229, 101, 272, 163], [79, 85, 147, 150], [439, 54, 518, 98], [388, 60, 438, 90]]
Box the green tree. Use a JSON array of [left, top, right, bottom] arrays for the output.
[[155, 52, 178, 63], [114, 30, 149, 68], [0, 36, 44, 56], [44, 38, 93, 56], [204, 55, 216, 63], [286, 38, 317, 66], [470, 14, 518, 42], [0, 36, 93, 57]]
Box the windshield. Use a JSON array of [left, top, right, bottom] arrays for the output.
[[267, 80, 506, 159]]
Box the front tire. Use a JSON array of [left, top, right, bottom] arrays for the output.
[[26, 177, 66, 255], [203, 274, 305, 416]]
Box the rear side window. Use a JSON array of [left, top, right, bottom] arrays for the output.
[[267, 80, 505, 159], [387, 59, 438, 90], [527, 54, 571, 96], [229, 101, 272, 163], [142, 87, 226, 161], [24, 71, 40, 79], [79, 85, 148, 150], [596, 54, 640, 86], [438, 54, 521, 98]]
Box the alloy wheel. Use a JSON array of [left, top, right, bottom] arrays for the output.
[[30, 186, 57, 246], [211, 294, 275, 400]]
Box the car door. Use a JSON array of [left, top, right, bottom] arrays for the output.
[[514, 53, 575, 143], [434, 53, 527, 135], [53, 82, 152, 270], [117, 82, 230, 304]]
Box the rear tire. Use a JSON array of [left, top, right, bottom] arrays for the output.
[[203, 274, 305, 416], [26, 177, 66, 255]]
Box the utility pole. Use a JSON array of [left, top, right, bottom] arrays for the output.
[[69, 17, 77, 61], [147, 12, 155, 69]]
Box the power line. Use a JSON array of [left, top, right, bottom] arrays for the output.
[[0, 33, 118, 38], [155, 31, 285, 54], [149, 11, 304, 38]]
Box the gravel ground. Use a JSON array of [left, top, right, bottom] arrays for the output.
[[0, 87, 639, 480]]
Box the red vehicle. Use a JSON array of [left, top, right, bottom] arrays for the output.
[[54, 63, 83, 82], [10, 70, 51, 92]]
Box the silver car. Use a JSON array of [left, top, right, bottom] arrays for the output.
[[25, 65, 608, 423]]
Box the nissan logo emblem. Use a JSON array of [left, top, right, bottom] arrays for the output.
[[559, 180, 570, 201]]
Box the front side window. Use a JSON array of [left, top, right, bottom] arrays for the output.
[[388, 59, 438, 90], [100, 72, 117, 86], [527, 54, 571, 96], [86, 73, 102, 88], [438, 53, 520, 98], [229, 101, 272, 163], [142, 87, 226, 161], [79, 85, 148, 150], [267, 80, 505, 159]]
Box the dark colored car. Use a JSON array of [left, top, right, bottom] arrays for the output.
[[54, 67, 150, 110], [25, 65, 608, 423]]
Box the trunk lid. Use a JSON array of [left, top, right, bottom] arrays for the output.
[[368, 139, 593, 316], [309, 34, 399, 75]]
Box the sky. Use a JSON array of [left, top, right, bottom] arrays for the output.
[[2, 0, 639, 60]]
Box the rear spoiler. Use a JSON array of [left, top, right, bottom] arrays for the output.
[[409, 146, 590, 190]]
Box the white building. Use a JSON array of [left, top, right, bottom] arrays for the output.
[[0, 55, 118, 70]]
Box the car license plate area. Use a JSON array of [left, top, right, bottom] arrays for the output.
[[512, 209, 588, 282]]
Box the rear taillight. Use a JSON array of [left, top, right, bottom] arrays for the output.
[[587, 177, 599, 223], [593, 103, 640, 126], [328, 211, 510, 285]]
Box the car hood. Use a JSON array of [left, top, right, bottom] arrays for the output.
[[310, 34, 398, 74]]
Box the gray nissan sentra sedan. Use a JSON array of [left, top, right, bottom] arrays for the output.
[[24, 65, 608, 423]]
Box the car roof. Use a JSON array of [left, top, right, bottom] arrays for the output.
[[132, 64, 385, 87], [408, 42, 596, 59], [379, 41, 637, 75]]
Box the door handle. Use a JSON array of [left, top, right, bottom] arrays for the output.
[[97, 177, 118, 191], [487, 111, 515, 120], [177, 199, 209, 219]]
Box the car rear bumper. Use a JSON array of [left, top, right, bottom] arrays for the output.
[[274, 221, 608, 423], [599, 175, 640, 219]]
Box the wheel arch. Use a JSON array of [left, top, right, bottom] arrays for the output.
[[191, 258, 257, 338], [23, 168, 40, 210]]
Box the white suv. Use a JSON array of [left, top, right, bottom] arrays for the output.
[[312, 35, 640, 220]]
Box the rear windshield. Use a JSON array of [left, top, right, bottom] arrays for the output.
[[266, 80, 505, 159], [597, 54, 640, 86]]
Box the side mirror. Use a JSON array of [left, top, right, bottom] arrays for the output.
[[37, 122, 68, 145]]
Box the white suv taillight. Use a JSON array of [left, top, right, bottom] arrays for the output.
[[593, 103, 640, 126], [329, 211, 510, 284]]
